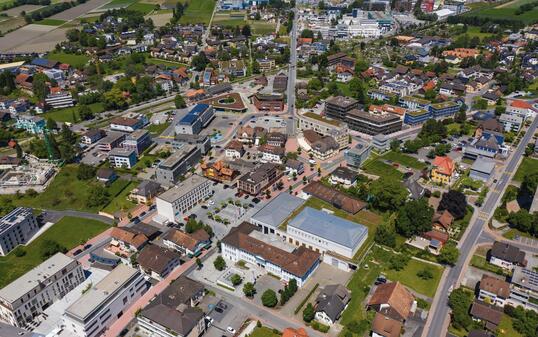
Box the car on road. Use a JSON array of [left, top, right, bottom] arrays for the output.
[[252, 198, 260, 204], [308, 159, 316, 164], [201, 205, 208, 209], [205, 316, 214, 326], [214, 307, 223, 313], [227, 327, 236, 334]]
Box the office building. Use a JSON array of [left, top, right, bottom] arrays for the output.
[[344, 141, 371, 169], [297, 113, 349, 150], [97, 132, 125, 151], [122, 129, 152, 155], [325, 96, 359, 121], [172, 134, 211, 155], [64, 265, 147, 337], [155, 145, 202, 186], [155, 175, 211, 224], [108, 148, 137, 169], [175, 104, 215, 135], [110, 115, 148, 133], [0, 207, 38, 256], [399, 96, 430, 111], [237, 163, 281, 195], [429, 101, 459, 118], [0, 253, 84, 328], [346, 109, 402, 135]]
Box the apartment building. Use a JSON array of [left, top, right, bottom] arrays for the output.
[[122, 129, 152, 155], [499, 113, 523, 133], [324, 96, 359, 121], [155, 145, 202, 186], [404, 109, 432, 125], [297, 113, 349, 150], [237, 163, 281, 195], [108, 148, 137, 169], [0, 253, 84, 328], [45, 92, 74, 109], [97, 132, 125, 151], [0, 207, 39, 256], [155, 175, 212, 224], [64, 265, 148, 337], [429, 101, 459, 118], [344, 141, 371, 169], [478, 275, 510, 308], [509, 267, 538, 312]]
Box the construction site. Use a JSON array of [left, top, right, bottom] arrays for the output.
[[0, 155, 57, 194]]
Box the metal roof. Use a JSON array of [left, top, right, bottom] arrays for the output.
[[250, 193, 305, 229]]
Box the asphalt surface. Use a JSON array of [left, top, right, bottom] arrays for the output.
[[42, 209, 114, 225], [424, 115, 538, 337], [286, 7, 298, 136]]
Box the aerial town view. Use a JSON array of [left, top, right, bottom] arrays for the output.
[[0, 0, 538, 336]]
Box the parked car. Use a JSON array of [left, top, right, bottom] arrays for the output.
[[227, 327, 236, 334]]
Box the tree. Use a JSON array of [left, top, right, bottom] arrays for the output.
[[448, 288, 473, 330], [174, 94, 186, 109], [78, 105, 94, 121], [390, 139, 400, 152], [0, 70, 16, 95], [243, 282, 256, 297], [214, 255, 226, 271], [388, 254, 409, 271], [374, 224, 396, 247], [87, 185, 110, 208], [241, 24, 251, 37], [46, 118, 57, 131], [230, 274, 242, 286], [303, 303, 315, 322], [369, 177, 408, 211], [417, 268, 433, 280], [77, 163, 96, 180], [32, 73, 49, 101], [261, 289, 278, 307], [196, 258, 202, 268], [438, 243, 459, 265], [191, 52, 210, 71], [520, 172, 538, 197], [438, 190, 467, 219], [40, 239, 67, 259]]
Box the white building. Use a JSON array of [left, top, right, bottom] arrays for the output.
[[108, 148, 137, 169], [155, 175, 212, 224], [478, 275, 510, 308], [488, 241, 526, 271], [0, 253, 84, 328], [45, 92, 74, 109], [64, 264, 147, 337], [506, 99, 536, 120], [499, 113, 523, 132], [0, 207, 39, 256]]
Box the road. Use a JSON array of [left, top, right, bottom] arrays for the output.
[[423, 115, 538, 337], [286, 6, 298, 136], [41, 209, 114, 225]]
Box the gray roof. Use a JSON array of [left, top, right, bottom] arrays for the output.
[[315, 284, 351, 321], [250, 193, 305, 229], [157, 175, 209, 203], [0, 322, 38, 337], [288, 207, 368, 249], [470, 158, 495, 174]]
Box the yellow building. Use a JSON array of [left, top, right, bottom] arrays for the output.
[[431, 156, 455, 185]]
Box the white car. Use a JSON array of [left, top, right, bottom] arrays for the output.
[[208, 200, 215, 205], [308, 159, 316, 164], [227, 327, 236, 334]]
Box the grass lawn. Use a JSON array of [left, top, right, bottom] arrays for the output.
[[503, 227, 534, 240], [47, 52, 90, 68], [250, 20, 276, 35], [102, 181, 138, 214], [250, 327, 280, 337], [101, 0, 136, 9], [456, 26, 496, 39], [497, 315, 523, 337], [42, 102, 105, 123], [362, 158, 403, 180], [146, 58, 187, 68], [497, 0, 536, 8], [147, 121, 170, 136], [35, 18, 66, 26], [0, 216, 109, 288], [470, 255, 507, 276], [127, 1, 157, 14], [384, 258, 443, 297], [382, 151, 426, 170], [179, 0, 215, 24], [336, 82, 352, 97], [0, 165, 131, 212], [514, 157, 538, 181], [464, 7, 538, 24]]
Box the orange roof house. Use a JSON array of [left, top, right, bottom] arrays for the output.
[[509, 99, 532, 109], [298, 37, 313, 45], [369, 104, 406, 116], [110, 227, 149, 251], [282, 327, 309, 337], [431, 156, 455, 184], [201, 160, 238, 182], [368, 282, 415, 322], [432, 210, 454, 232], [442, 48, 479, 59]]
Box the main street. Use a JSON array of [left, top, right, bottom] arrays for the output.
[[287, 5, 298, 135], [423, 115, 538, 337]]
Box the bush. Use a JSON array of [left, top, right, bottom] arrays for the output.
[[311, 321, 330, 333], [417, 268, 433, 280], [230, 274, 242, 286], [261, 289, 278, 308], [214, 255, 226, 271], [40, 239, 67, 259], [303, 303, 315, 322]]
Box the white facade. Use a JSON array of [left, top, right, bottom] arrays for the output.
[[260, 151, 283, 164], [489, 256, 516, 270], [286, 225, 360, 258], [156, 175, 212, 223], [225, 148, 242, 159], [0, 207, 39, 256], [478, 289, 507, 307], [45, 92, 74, 109], [0, 253, 84, 328], [64, 265, 147, 337], [499, 113, 523, 132]]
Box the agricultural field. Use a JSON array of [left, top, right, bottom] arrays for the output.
[[0, 16, 25, 34], [127, 1, 157, 14], [464, 5, 538, 24], [178, 0, 215, 25], [42, 102, 105, 123], [496, 0, 536, 8], [98, 0, 136, 10], [47, 51, 90, 68], [36, 18, 66, 26], [212, 11, 276, 35]]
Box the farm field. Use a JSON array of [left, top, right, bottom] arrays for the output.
[[0, 16, 24, 34], [496, 0, 536, 8], [463, 6, 538, 24], [36, 18, 66, 26], [98, 0, 136, 10], [1, 4, 42, 16], [212, 11, 276, 35], [178, 0, 215, 25], [127, 1, 156, 14], [47, 51, 90, 68]]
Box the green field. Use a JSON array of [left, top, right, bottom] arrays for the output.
[[0, 165, 131, 212], [43, 102, 105, 123], [497, 315, 524, 337], [35, 18, 66, 26], [146, 121, 170, 136], [362, 158, 404, 180], [47, 52, 90, 68], [0, 216, 109, 288], [250, 327, 280, 337], [179, 0, 215, 24], [464, 7, 538, 24], [102, 181, 138, 214], [383, 151, 426, 170], [456, 26, 497, 39], [127, 1, 157, 14], [100, 0, 136, 9], [497, 0, 536, 8], [470, 255, 507, 276], [146, 58, 188, 68], [513, 157, 538, 181], [250, 20, 276, 35]]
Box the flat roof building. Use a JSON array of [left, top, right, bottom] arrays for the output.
[[0, 207, 38, 256], [250, 193, 305, 234], [156, 145, 202, 186]]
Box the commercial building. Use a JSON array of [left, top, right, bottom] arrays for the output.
[[403, 109, 432, 125], [325, 96, 359, 121], [346, 109, 402, 135], [509, 267, 538, 312], [344, 141, 371, 169], [237, 163, 282, 195], [81, 129, 106, 145], [258, 144, 285, 164], [0, 207, 39, 256], [175, 104, 215, 135], [287, 207, 368, 259], [250, 193, 305, 235], [297, 113, 349, 150], [398, 96, 430, 111], [156, 175, 212, 224], [429, 101, 459, 118], [45, 92, 74, 109], [221, 222, 320, 287], [97, 132, 125, 151], [371, 134, 390, 152], [172, 134, 211, 155], [108, 148, 137, 168], [64, 265, 148, 337], [0, 253, 84, 328], [252, 93, 285, 111], [155, 145, 202, 186], [122, 129, 152, 155], [110, 116, 146, 133], [469, 158, 496, 182]]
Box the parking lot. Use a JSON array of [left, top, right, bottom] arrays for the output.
[[201, 298, 249, 337]]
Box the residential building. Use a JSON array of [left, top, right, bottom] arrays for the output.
[[432, 210, 454, 233], [489, 241, 527, 270], [14, 115, 45, 134], [201, 160, 238, 182], [469, 158, 496, 182], [258, 144, 285, 164], [314, 284, 351, 325], [110, 227, 149, 253], [221, 222, 320, 287], [97, 132, 125, 151], [81, 129, 106, 145], [325, 96, 359, 121], [64, 265, 148, 337], [122, 130, 152, 155], [282, 327, 309, 337], [225, 140, 244, 159], [301, 181, 366, 214], [297, 113, 349, 150], [469, 301, 502, 331], [110, 116, 146, 133], [267, 132, 288, 147], [285, 159, 304, 176], [129, 180, 162, 204], [163, 228, 211, 257], [403, 109, 432, 125], [509, 266, 538, 312], [273, 72, 288, 93], [137, 244, 181, 281], [0, 322, 36, 337], [371, 312, 402, 337], [431, 156, 455, 185], [108, 148, 137, 168], [250, 193, 305, 235], [137, 276, 206, 337], [237, 163, 281, 195], [0, 207, 39, 256], [499, 113, 523, 132], [478, 275, 510, 307], [236, 125, 267, 145], [345, 109, 402, 135], [287, 207, 368, 259], [301, 130, 340, 160], [506, 99, 535, 119], [96, 168, 117, 184], [399, 96, 430, 111], [257, 58, 276, 72], [252, 93, 285, 111], [367, 282, 416, 322], [155, 175, 212, 224], [45, 92, 74, 109], [371, 134, 390, 152], [330, 166, 357, 186], [155, 145, 202, 186], [175, 104, 215, 135], [0, 253, 84, 328]]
